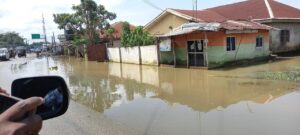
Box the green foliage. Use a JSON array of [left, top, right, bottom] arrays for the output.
[[258, 67, 300, 82], [107, 28, 115, 35], [73, 34, 88, 46], [121, 22, 131, 47], [53, 0, 116, 45], [73, 38, 89, 46], [121, 25, 154, 47], [53, 13, 75, 30], [0, 32, 25, 47]]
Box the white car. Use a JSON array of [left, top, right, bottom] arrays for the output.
[[0, 48, 10, 61]]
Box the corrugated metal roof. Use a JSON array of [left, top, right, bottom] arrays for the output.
[[159, 20, 273, 37], [221, 20, 274, 30]]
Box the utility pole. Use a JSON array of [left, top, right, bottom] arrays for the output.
[[52, 32, 56, 46], [42, 13, 49, 72], [42, 13, 47, 47], [52, 32, 56, 53]]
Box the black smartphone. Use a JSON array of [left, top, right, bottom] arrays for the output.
[[0, 94, 21, 114]]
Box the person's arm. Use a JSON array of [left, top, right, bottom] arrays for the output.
[[0, 97, 43, 135]]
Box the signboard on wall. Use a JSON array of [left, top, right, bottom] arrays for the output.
[[159, 38, 171, 52]]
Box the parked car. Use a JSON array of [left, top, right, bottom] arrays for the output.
[[0, 48, 10, 61]]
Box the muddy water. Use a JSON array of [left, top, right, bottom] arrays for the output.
[[1, 56, 300, 135]]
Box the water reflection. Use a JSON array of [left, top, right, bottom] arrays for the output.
[[58, 58, 299, 113], [3, 56, 300, 135]]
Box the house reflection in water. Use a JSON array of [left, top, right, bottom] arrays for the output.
[[52, 56, 300, 135], [107, 62, 298, 113]]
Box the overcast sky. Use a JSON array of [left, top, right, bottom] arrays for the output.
[[0, 0, 299, 43]]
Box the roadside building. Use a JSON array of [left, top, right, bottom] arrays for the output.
[[145, 0, 300, 53], [100, 21, 135, 47], [158, 21, 273, 68]]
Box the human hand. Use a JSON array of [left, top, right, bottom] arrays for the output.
[[0, 97, 43, 135], [0, 87, 8, 95]]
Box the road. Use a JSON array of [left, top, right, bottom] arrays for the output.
[[2, 54, 300, 135], [0, 54, 141, 135], [41, 101, 140, 135]]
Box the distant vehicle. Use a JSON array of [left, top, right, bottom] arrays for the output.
[[17, 49, 26, 57], [8, 49, 16, 58], [0, 48, 10, 61], [16, 46, 27, 58], [35, 48, 42, 53], [30, 48, 36, 53]]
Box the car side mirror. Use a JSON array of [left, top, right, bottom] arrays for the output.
[[11, 76, 69, 120]]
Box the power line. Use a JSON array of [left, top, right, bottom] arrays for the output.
[[141, 0, 163, 11]]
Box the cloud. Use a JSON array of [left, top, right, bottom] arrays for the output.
[[99, 0, 125, 9], [0, 0, 81, 42], [0, 0, 125, 42]]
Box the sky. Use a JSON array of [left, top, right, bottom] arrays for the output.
[[0, 0, 299, 43]]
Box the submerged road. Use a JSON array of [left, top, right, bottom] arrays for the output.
[[1, 54, 300, 135], [0, 54, 140, 135], [41, 101, 140, 135]]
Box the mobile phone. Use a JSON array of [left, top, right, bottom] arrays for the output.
[[0, 94, 22, 114]]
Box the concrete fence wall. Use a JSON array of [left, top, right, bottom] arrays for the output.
[[107, 47, 120, 62], [120, 47, 140, 64], [107, 45, 159, 66], [140, 45, 159, 65]]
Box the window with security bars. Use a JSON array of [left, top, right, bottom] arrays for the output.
[[280, 30, 290, 43], [226, 37, 236, 51]]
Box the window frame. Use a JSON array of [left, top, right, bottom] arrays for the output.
[[280, 30, 290, 43], [187, 39, 204, 53], [256, 35, 264, 48], [226, 37, 236, 51]]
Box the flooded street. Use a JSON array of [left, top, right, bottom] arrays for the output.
[[1, 55, 300, 135]]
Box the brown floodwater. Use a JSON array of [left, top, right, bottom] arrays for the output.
[[1, 56, 300, 135]]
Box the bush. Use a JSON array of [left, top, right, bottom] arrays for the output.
[[121, 24, 154, 47]]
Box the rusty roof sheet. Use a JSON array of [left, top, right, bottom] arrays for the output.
[[159, 20, 273, 37], [220, 20, 274, 30]]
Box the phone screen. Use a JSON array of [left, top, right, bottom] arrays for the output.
[[0, 94, 19, 114]]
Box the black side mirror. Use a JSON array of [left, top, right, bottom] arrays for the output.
[[11, 76, 69, 120]]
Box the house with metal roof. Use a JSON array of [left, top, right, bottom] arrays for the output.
[[158, 21, 273, 68], [145, 0, 300, 53]]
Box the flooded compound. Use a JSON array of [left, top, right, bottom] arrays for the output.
[[1, 56, 300, 135]]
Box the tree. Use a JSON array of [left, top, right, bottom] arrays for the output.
[[107, 28, 115, 46], [121, 25, 154, 47], [0, 32, 25, 48], [121, 22, 131, 47], [53, 0, 116, 45]]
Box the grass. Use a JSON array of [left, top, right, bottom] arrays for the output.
[[258, 67, 300, 82]]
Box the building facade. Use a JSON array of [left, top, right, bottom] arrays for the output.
[[159, 22, 271, 68], [145, 0, 300, 53]]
